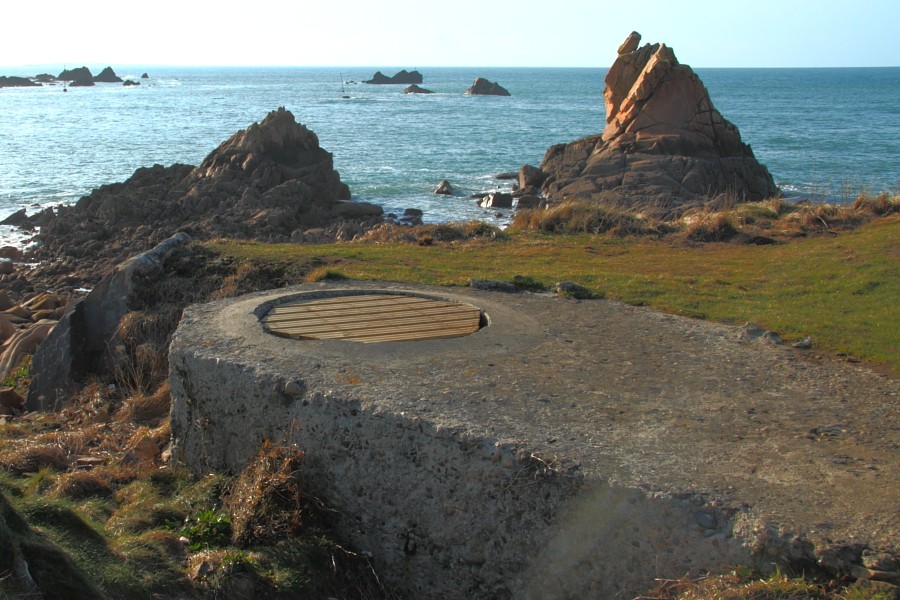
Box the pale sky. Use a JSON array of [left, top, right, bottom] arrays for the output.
[[2, 0, 898, 69]]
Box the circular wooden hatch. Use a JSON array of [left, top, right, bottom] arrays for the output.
[[263, 293, 484, 343]]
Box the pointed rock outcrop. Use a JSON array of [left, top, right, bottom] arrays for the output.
[[29, 108, 362, 283], [539, 32, 778, 216]]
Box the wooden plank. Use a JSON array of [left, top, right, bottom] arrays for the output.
[[266, 304, 475, 326], [263, 293, 482, 343], [265, 300, 465, 323]]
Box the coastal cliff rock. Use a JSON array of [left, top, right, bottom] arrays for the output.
[[365, 69, 423, 84], [28, 108, 362, 285], [539, 32, 778, 215], [465, 77, 511, 96], [93, 66, 123, 83]]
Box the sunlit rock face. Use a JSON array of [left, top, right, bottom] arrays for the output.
[[540, 32, 778, 216]]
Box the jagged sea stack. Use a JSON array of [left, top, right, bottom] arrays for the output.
[[540, 32, 778, 215]]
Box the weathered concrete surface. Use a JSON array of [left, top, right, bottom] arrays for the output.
[[169, 281, 899, 599]]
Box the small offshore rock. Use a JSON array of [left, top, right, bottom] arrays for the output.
[[434, 180, 454, 195], [465, 77, 511, 96], [793, 336, 813, 349], [404, 84, 434, 94]]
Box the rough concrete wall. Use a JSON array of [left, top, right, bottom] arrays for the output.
[[169, 343, 758, 598], [168, 284, 779, 598]]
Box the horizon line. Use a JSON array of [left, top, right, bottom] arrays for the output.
[[3, 63, 900, 71]]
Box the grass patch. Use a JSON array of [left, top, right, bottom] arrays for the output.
[[642, 567, 894, 599], [207, 215, 899, 374]]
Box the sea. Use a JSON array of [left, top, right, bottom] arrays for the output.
[[1, 66, 898, 247]]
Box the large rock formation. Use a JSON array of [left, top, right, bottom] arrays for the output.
[[0, 76, 40, 88], [25, 108, 370, 286], [465, 78, 510, 96], [93, 66, 123, 83], [365, 69, 423, 84], [58, 66, 95, 86], [539, 32, 778, 216]]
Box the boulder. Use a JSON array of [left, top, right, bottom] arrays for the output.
[[518, 164, 547, 189], [539, 32, 778, 217], [465, 78, 510, 96], [365, 70, 423, 84], [480, 193, 514, 209], [123, 80, 140, 87], [93, 66, 123, 83], [0, 247, 23, 261], [0, 387, 25, 412], [434, 180, 454, 195], [0, 321, 55, 381], [141, 72, 149, 79], [0, 209, 31, 228], [26, 233, 191, 411], [332, 201, 384, 219], [514, 195, 543, 210], [404, 84, 434, 94]]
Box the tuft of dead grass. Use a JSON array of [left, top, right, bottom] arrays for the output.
[[681, 211, 742, 243], [50, 471, 113, 500], [360, 220, 506, 245], [510, 200, 654, 235], [226, 441, 313, 547], [851, 192, 898, 217], [116, 381, 171, 425], [0, 444, 69, 475]]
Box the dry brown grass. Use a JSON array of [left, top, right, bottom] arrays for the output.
[[226, 441, 311, 547], [510, 200, 654, 235], [116, 381, 171, 425], [851, 192, 898, 217], [360, 220, 505, 245], [681, 211, 742, 242], [50, 471, 113, 500], [0, 443, 69, 474]]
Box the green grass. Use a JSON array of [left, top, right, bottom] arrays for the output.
[[208, 215, 899, 375]]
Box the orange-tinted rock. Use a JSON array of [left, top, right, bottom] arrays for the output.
[[540, 32, 778, 216]]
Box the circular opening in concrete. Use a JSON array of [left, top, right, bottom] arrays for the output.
[[262, 291, 486, 343]]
